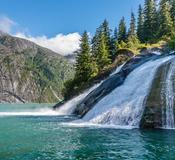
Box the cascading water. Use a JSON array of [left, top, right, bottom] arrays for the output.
[[56, 63, 125, 115], [55, 83, 101, 115], [110, 63, 126, 76], [80, 56, 174, 128], [161, 61, 175, 129]]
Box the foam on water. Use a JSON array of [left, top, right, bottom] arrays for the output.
[[61, 121, 135, 130], [0, 108, 59, 116]]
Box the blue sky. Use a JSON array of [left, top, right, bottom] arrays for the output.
[[0, 0, 144, 55], [0, 0, 144, 36]]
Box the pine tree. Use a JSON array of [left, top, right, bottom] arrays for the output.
[[102, 19, 111, 52], [137, 5, 144, 42], [158, 0, 173, 38], [75, 31, 98, 82], [118, 17, 127, 42], [170, 0, 175, 25], [128, 12, 136, 37], [127, 12, 140, 49], [95, 32, 111, 71], [143, 0, 158, 42], [110, 27, 118, 61], [113, 27, 118, 40], [101, 19, 114, 62], [92, 26, 101, 56]]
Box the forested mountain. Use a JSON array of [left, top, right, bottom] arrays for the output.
[[0, 31, 74, 103]]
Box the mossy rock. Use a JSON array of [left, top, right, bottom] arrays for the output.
[[116, 48, 135, 57]]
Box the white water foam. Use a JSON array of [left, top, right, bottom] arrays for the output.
[[61, 122, 134, 130], [56, 63, 125, 115], [55, 83, 101, 115], [110, 63, 125, 76], [0, 108, 59, 116], [78, 56, 174, 128]]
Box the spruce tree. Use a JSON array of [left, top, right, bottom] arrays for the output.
[[118, 17, 127, 42], [92, 27, 101, 56], [127, 12, 140, 49], [170, 0, 175, 25], [95, 32, 111, 71], [158, 0, 173, 38], [137, 5, 144, 42], [110, 27, 118, 61], [102, 19, 114, 62], [128, 12, 136, 37], [75, 31, 98, 82], [102, 20, 111, 52], [113, 27, 118, 40], [143, 0, 158, 42]]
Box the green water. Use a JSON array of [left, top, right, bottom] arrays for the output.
[[0, 104, 175, 160]]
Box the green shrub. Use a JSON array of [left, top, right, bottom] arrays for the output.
[[169, 38, 175, 49]]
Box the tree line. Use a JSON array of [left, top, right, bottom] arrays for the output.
[[64, 0, 175, 99]]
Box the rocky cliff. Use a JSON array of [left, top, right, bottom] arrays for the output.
[[0, 31, 74, 103]]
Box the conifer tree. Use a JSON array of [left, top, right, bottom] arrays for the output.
[[113, 27, 118, 40], [143, 0, 158, 42], [127, 12, 140, 49], [170, 0, 175, 25], [110, 27, 118, 61], [75, 31, 98, 82], [137, 5, 144, 42], [102, 19, 114, 61], [158, 0, 173, 38], [118, 17, 127, 42], [128, 12, 136, 37], [95, 32, 111, 71], [102, 20, 111, 52], [92, 27, 101, 56]]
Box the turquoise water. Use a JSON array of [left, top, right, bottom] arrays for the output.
[[0, 104, 175, 160]]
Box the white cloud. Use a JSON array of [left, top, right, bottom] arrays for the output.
[[15, 32, 81, 55], [0, 15, 16, 33], [0, 15, 81, 55]]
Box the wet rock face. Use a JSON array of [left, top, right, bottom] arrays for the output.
[[140, 58, 175, 128], [73, 53, 157, 117], [140, 62, 170, 128]]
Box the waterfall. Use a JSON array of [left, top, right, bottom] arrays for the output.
[[162, 61, 175, 129], [110, 63, 126, 76], [55, 83, 101, 115], [56, 64, 124, 115], [80, 56, 174, 128]]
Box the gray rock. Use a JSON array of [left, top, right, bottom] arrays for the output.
[[73, 53, 157, 117], [0, 31, 74, 103]]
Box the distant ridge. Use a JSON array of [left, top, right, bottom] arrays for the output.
[[0, 31, 75, 103]]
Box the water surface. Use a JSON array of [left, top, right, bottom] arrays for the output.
[[0, 104, 175, 160]]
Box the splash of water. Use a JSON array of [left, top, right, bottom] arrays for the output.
[[55, 83, 101, 115], [80, 56, 174, 128], [56, 64, 125, 115]]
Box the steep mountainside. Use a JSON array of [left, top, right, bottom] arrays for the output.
[[0, 31, 75, 103]]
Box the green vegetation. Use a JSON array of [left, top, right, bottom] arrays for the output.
[[64, 0, 175, 99], [169, 37, 175, 49], [0, 34, 74, 103]]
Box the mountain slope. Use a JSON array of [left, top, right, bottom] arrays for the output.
[[0, 31, 75, 103]]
